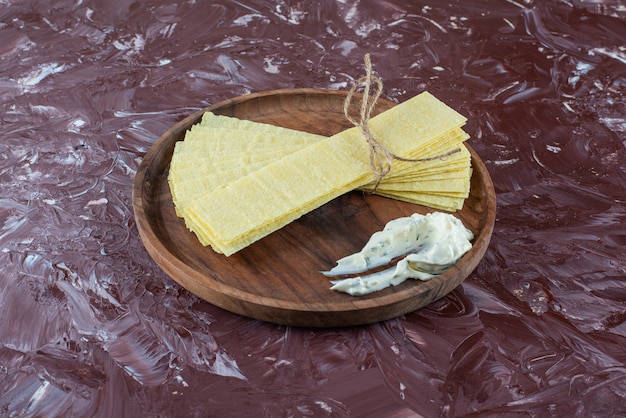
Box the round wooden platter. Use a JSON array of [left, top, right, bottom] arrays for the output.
[[132, 88, 496, 328]]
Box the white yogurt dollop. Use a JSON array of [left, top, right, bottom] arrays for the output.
[[326, 212, 474, 296]]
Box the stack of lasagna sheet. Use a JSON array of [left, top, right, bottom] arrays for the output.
[[168, 92, 472, 256]]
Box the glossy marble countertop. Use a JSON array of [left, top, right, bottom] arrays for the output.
[[1, 1, 625, 416]]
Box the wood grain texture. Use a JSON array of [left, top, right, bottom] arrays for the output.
[[132, 89, 496, 327]]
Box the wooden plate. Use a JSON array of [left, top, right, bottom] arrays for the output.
[[132, 88, 496, 327]]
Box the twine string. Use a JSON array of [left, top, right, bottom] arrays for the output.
[[343, 53, 461, 192], [343, 54, 392, 189]]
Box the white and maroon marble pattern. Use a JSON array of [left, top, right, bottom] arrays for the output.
[[1, 1, 625, 416]]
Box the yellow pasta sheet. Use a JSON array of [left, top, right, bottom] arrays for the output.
[[180, 92, 469, 255]]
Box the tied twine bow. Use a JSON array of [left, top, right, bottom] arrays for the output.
[[343, 53, 460, 191]]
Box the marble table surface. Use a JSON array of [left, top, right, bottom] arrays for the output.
[[1, 0, 625, 416]]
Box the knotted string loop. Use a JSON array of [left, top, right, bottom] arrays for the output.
[[343, 53, 461, 192]]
